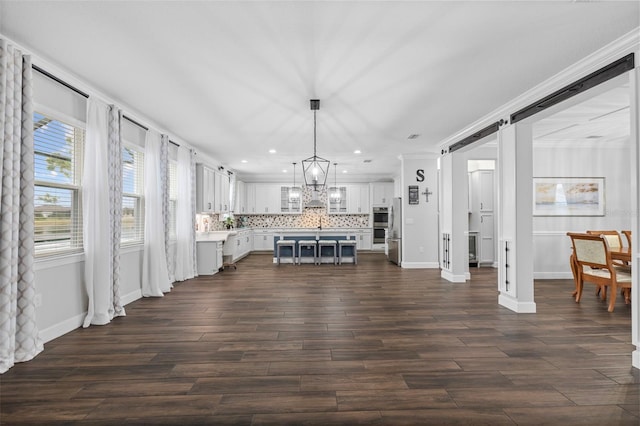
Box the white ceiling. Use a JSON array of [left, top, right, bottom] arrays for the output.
[[1, 1, 638, 181]]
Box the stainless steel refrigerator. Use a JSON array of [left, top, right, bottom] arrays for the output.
[[387, 197, 402, 264]]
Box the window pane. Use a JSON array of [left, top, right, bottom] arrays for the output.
[[34, 185, 81, 253], [33, 112, 84, 256], [34, 113, 78, 185], [121, 195, 142, 243]]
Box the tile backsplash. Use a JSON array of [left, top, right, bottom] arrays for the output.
[[196, 209, 369, 231]]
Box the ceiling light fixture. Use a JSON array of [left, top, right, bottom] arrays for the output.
[[302, 99, 330, 208], [269, 149, 277, 154], [289, 162, 301, 202], [302, 99, 330, 190], [330, 162, 341, 202], [354, 149, 361, 154]]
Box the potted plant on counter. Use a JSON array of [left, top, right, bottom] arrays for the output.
[[224, 216, 235, 230]]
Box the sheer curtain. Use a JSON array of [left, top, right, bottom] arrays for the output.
[[161, 134, 174, 283], [141, 130, 171, 296], [174, 146, 196, 281], [83, 98, 125, 327], [0, 40, 43, 373]]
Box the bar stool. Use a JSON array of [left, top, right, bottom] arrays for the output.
[[318, 239, 338, 264], [298, 240, 318, 265], [338, 238, 358, 265], [276, 239, 296, 265]]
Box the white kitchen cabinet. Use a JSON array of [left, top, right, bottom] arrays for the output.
[[469, 169, 495, 266], [196, 164, 216, 213], [227, 229, 253, 262], [196, 240, 222, 275], [216, 172, 230, 214], [252, 229, 275, 251], [327, 184, 370, 214], [245, 183, 301, 214], [280, 186, 302, 213], [327, 186, 347, 214], [479, 214, 494, 265], [235, 180, 247, 214], [371, 182, 394, 206], [348, 184, 370, 214], [250, 184, 281, 214], [355, 229, 373, 250]]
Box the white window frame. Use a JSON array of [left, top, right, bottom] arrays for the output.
[[33, 111, 85, 257], [121, 143, 145, 246]]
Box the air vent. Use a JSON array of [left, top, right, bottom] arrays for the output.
[[363, 159, 372, 163], [586, 135, 603, 139], [408, 134, 420, 139]]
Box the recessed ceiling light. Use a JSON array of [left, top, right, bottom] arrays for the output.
[[282, 169, 287, 173], [241, 160, 248, 163], [342, 170, 348, 174], [269, 149, 277, 154], [354, 150, 361, 154]]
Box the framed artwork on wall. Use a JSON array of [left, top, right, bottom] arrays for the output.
[[533, 177, 605, 216]]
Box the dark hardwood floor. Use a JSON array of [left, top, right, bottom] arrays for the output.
[[2, 252, 638, 425]]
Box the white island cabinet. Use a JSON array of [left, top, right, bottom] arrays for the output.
[[196, 240, 223, 275]]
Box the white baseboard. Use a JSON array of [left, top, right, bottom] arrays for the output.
[[498, 293, 537, 313], [441, 270, 467, 283], [39, 289, 142, 344], [122, 289, 142, 306], [402, 262, 440, 269], [39, 312, 85, 344], [465, 272, 471, 280], [633, 349, 640, 370]]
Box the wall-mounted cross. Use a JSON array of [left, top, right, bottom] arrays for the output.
[[421, 188, 433, 203]]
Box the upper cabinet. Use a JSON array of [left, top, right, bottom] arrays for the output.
[[196, 163, 230, 214], [244, 183, 301, 214], [328, 184, 370, 214], [235, 180, 247, 214], [371, 182, 394, 206], [196, 164, 216, 213], [470, 170, 494, 212]]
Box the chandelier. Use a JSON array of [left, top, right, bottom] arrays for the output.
[[302, 99, 330, 192]]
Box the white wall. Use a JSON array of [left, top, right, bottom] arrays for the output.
[[532, 139, 632, 278], [400, 155, 439, 268]]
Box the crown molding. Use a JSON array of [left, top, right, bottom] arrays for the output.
[[438, 28, 640, 152]]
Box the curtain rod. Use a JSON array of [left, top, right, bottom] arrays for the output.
[[32, 64, 181, 148], [122, 115, 180, 147], [32, 64, 90, 98]]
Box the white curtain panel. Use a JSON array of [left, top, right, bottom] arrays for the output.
[[141, 130, 171, 296], [160, 134, 174, 282], [83, 99, 125, 327], [108, 107, 125, 319], [190, 149, 197, 275], [174, 146, 196, 281], [0, 40, 43, 373]]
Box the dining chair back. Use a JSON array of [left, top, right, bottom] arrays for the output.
[[567, 232, 631, 312], [621, 230, 631, 250], [585, 230, 622, 249]]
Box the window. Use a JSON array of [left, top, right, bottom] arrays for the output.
[[33, 112, 84, 256], [169, 160, 177, 241], [121, 144, 144, 245]]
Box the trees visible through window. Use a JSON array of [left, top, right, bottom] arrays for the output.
[[33, 112, 84, 255]]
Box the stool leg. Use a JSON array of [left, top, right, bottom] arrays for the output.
[[277, 246, 281, 265]]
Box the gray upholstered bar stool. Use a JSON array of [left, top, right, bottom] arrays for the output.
[[275, 239, 296, 265], [298, 240, 318, 265], [338, 238, 358, 265], [318, 239, 338, 264]]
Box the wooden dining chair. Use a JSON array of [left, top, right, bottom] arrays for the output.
[[621, 230, 631, 250], [585, 230, 627, 299], [568, 232, 631, 312]]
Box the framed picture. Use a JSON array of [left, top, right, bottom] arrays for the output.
[[533, 177, 605, 216]]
